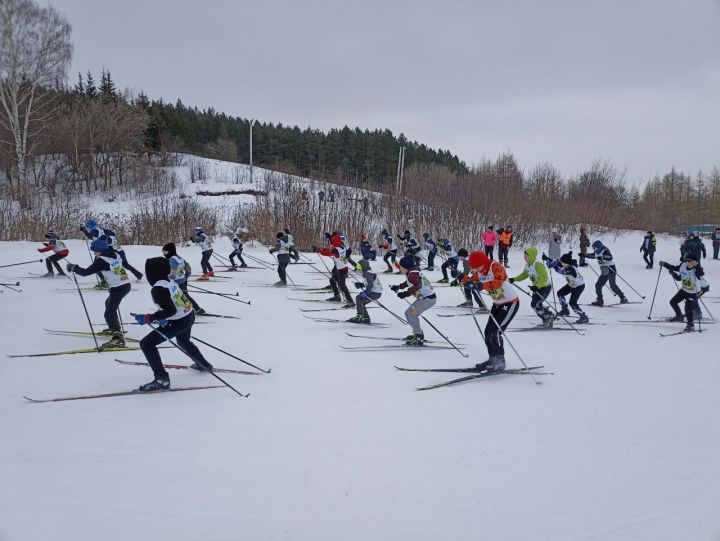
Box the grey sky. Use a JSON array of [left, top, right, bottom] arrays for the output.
[[55, 0, 720, 182]]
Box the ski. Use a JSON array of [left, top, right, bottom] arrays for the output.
[[339, 344, 463, 351], [508, 326, 579, 333], [7, 345, 171, 358], [659, 330, 700, 337], [303, 315, 388, 327], [113, 359, 262, 375], [417, 367, 548, 390], [344, 332, 465, 345], [620, 319, 714, 325], [289, 297, 346, 304], [396, 364, 547, 374], [437, 311, 488, 318], [216, 266, 265, 271], [196, 312, 243, 320], [44, 329, 140, 343], [582, 301, 643, 308], [23, 385, 225, 403], [301, 306, 374, 313], [191, 276, 231, 282]]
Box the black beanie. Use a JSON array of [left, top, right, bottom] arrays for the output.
[[162, 243, 177, 258], [145, 257, 170, 285]]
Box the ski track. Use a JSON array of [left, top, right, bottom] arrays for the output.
[[1, 227, 719, 541]]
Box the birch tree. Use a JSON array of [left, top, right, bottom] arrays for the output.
[[0, 0, 72, 200]]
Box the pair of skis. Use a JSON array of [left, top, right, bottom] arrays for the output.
[[395, 365, 551, 390]]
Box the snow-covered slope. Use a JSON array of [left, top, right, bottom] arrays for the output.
[[1, 232, 718, 540]]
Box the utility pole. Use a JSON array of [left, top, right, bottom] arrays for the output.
[[249, 119, 256, 184]]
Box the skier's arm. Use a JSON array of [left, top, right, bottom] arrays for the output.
[[38, 243, 53, 253], [148, 286, 178, 321], [482, 263, 507, 291], [69, 257, 109, 277], [511, 268, 529, 283]]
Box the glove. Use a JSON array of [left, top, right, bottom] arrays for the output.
[[157, 319, 168, 327], [450, 279, 459, 287], [508, 277, 514, 283], [700, 286, 710, 296], [659, 261, 666, 268], [66, 263, 77, 273], [397, 291, 410, 299], [354, 282, 364, 290], [134, 314, 151, 325], [529, 285, 538, 292], [358, 291, 368, 299], [671, 272, 681, 281], [390, 285, 400, 292], [268, 249, 274, 254], [541, 253, 548, 261]]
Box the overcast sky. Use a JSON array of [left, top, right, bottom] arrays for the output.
[[55, 0, 720, 182]]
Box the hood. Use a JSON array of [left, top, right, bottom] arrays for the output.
[[592, 240, 605, 251], [145, 257, 170, 285], [399, 254, 416, 270], [358, 258, 371, 274], [162, 242, 177, 258], [524, 247, 538, 263], [330, 234, 343, 248], [468, 251, 490, 272]]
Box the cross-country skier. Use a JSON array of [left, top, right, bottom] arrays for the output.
[[465, 251, 520, 372], [509, 247, 554, 327], [390, 254, 436, 346], [81, 219, 143, 280], [134, 256, 213, 392], [38, 230, 69, 277], [381, 229, 398, 273], [316, 233, 354, 306], [438, 238, 459, 283], [640, 231, 657, 269], [580, 240, 628, 306], [452, 249, 475, 306], [359, 234, 377, 261], [189, 227, 214, 280], [229, 228, 248, 269], [269, 231, 291, 286], [423, 232, 437, 270], [398, 230, 421, 256], [348, 258, 382, 324], [659, 253, 709, 332], [162, 242, 204, 315], [66, 237, 131, 349], [548, 252, 589, 324]]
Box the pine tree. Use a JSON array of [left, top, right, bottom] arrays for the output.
[[99, 69, 117, 99], [74, 72, 84, 95], [85, 71, 97, 98]]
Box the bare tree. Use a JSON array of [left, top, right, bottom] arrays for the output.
[[0, 0, 72, 201]]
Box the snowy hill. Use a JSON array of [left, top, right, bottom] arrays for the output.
[[1, 231, 719, 540]]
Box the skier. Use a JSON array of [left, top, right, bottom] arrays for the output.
[[284, 227, 301, 262], [81, 219, 143, 280], [547, 252, 589, 324], [65, 238, 131, 349], [398, 230, 421, 257], [134, 256, 213, 391], [579, 227, 590, 267], [438, 238, 459, 283], [640, 231, 657, 269], [465, 251, 520, 372], [38, 230, 69, 277], [228, 228, 248, 269], [509, 247, 554, 327], [390, 254, 436, 346], [498, 226, 513, 267], [316, 233, 354, 306], [359, 234, 377, 261], [189, 226, 214, 280], [269, 231, 291, 286], [454, 249, 484, 309], [580, 240, 628, 306], [423, 232, 437, 271], [482, 226, 497, 259], [328, 189, 336, 202], [659, 253, 709, 332], [162, 242, 204, 315], [381, 229, 399, 273], [713, 227, 720, 260], [548, 228, 562, 262], [348, 258, 382, 324]]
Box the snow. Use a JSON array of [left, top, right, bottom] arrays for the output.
[[1, 232, 719, 540]]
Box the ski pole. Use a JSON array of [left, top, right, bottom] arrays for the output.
[[647, 266, 663, 319], [242, 252, 274, 270], [697, 294, 716, 322], [608, 267, 645, 300], [457, 283, 485, 340], [188, 283, 251, 305], [550, 274, 557, 311], [512, 282, 583, 335], [70, 271, 100, 351], [0, 281, 21, 292], [368, 295, 407, 325], [0, 259, 42, 269], [140, 319, 250, 397], [189, 335, 271, 373], [400, 297, 468, 358], [471, 288, 542, 385]]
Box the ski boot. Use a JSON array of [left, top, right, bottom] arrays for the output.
[[457, 301, 473, 308], [619, 296, 629, 304], [240, 263, 248, 268], [273, 280, 287, 287], [198, 273, 210, 281], [229, 265, 237, 271], [487, 354, 505, 373], [684, 322, 695, 333], [99, 332, 125, 350], [190, 360, 214, 372], [208, 271, 215, 277], [326, 295, 342, 302], [405, 333, 425, 346], [347, 314, 370, 324], [195, 308, 207, 315], [576, 314, 589, 324], [436, 278, 449, 284], [42, 272, 54, 277], [383, 268, 395, 274], [343, 302, 356, 309], [668, 314, 684, 322], [474, 360, 491, 371], [558, 306, 570, 317], [590, 298, 604, 307], [424, 267, 434, 271], [542, 314, 556, 328], [137, 376, 170, 392]]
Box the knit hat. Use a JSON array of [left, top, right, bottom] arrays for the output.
[[560, 252, 574, 266], [468, 251, 490, 271], [330, 234, 343, 248], [685, 252, 699, 262], [399, 254, 416, 270], [145, 257, 170, 286], [458, 248, 468, 258], [89, 238, 109, 253], [162, 243, 177, 257]]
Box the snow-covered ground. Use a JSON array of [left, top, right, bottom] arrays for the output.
[[1, 232, 719, 540]]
